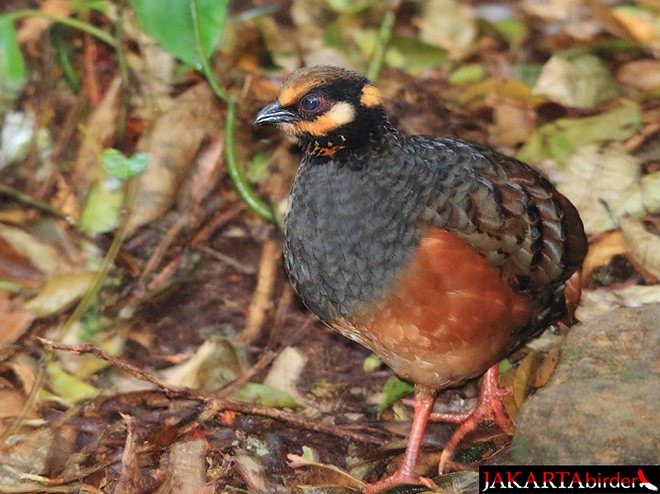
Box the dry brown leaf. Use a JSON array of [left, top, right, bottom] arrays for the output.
[[287, 451, 364, 490], [487, 94, 536, 147], [263, 346, 307, 403], [511, 347, 561, 420], [24, 271, 96, 318], [553, 144, 641, 234], [0, 224, 72, 277], [155, 440, 214, 494], [0, 236, 42, 288], [0, 296, 34, 349], [416, 0, 477, 60], [73, 77, 122, 198], [576, 285, 660, 321], [126, 83, 222, 233], [620, 216, 660, 278], [0, 427, 53, 489], [582, 230, 629, 279], [617, 59, 660, 91], [234, 453, 271, 494]]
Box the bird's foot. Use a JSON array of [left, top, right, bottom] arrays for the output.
[[431, 364, 513, 474], [363, 469, 437, 493]]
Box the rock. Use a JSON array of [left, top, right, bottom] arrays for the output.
[[512, 304, 660, 464]]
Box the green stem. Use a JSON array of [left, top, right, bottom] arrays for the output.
[[367, 0, 401, 81], [225, 100, 276, 223], [189, 0, 276, 224], [189, 0, 230, 104], [6, 9, 118, 48], [54, 178, 139, 341]]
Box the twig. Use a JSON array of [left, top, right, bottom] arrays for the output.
[[0, 183, 74, 224], [215, 350, 277, 400], [237, 239, 281, 345], [37, 338, 385, 446], [192, 202, 246, 246], [367, 0, 401, 81]]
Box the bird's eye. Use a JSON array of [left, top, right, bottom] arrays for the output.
[[299, 94, 324, 114]]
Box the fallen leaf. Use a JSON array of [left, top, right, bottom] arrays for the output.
[[620, 216, 660, 278], [582, 230, 629, 279], [612, 5, 659, 44], [378, 375, 414, 414], [0, 427, 53, 489], [551, 144, 641, 234], [0, 224, 73, 277], [155, 439, 214, 494], [533, 53, 618, 109], [126, 83, 222, 233], [576, 285, 660, 321], [232, 382, 301, 408], [46, 362, 100, 403], [519, 103, 642, 165], [417, 0, 477, 60], [159, 338, 243, 391], [263, 346, 307, 403], [617, 59, 660, 91], [24, 271, 96, 318]]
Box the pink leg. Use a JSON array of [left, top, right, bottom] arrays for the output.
[[434, 364, 513, 474], [364, 386, 438, 493]]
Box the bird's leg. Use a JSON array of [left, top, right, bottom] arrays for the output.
[[433, 364, 513, 474], [363, 386, 438, 493]]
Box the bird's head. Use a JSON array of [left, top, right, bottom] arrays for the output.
[[255, 65, 393, 157]]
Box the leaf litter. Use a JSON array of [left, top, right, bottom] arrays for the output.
[[0, 0, 658, 491]]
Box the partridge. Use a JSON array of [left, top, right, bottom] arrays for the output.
[[255, 65, 587, 492]]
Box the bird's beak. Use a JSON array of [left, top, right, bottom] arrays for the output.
[[254, 102, 298, 126]]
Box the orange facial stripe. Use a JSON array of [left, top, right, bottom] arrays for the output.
[[360, 84, 383, 107], [278, 81, 317, 107], [295, 102, 355, 136]]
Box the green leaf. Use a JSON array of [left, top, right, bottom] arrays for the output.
[[0, 15, 26, 95], [101, 148, 149, 179], [518, 103, 642, 165], [326, 0, 376, 14], [247, 151, 271, 184], [79, 176, 123, 234], [46, 362, 100, 403], [232, 382, 301, 409], [378, 375, 414, 413], [449, 63, 485, 85], [129, 0, 229, 67]]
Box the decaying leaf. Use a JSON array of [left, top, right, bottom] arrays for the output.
[[582, 230, 629, 279], [617, 59, 660, 91], [533, 53, 618, 109], [159, 338, 243, 391], [0, 224, 74, 277], [126, 83, 223, 233], [620, 216, 660, 279], [518, 103, 642, 165], [0, 291, 34, 348], [0, 427, 54, 490], [155, 439, 214, 494], [576, 285, 660, 322], [46, 361, 100, 403], [24, 271, 97, 318], [417, 0, 477, 60], [551, 144, 640, 234], [263, 346, 307, 403]]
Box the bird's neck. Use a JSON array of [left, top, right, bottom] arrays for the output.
[[302, 111, 399, 160]]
